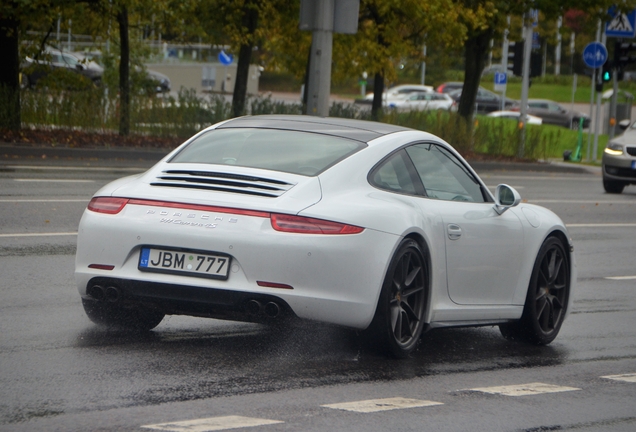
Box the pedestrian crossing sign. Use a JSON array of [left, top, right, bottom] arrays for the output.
[[606, 8, 636, 38]]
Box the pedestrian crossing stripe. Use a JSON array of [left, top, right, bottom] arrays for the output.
[[322, 397, 443, 413], [467, 382, 581, 396], [141, 416, 283, 432], [601, 373, 636, 383]]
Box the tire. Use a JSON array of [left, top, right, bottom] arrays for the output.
[[368, 239, 429, 358], [82, 298, 164, 331], [499, 236, 570, 345], [603, 177, 625, 194]]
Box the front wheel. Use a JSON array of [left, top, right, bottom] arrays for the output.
[[500, 236, 570, 345], [82, 298, 165, 331], [603, 177, 625, 194], [367, 239, 429, 358]]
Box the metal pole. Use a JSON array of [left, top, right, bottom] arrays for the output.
[[609, 39, 620, 140], [501, 16, 510, 112], [306, 0, 334, 117], [518, 14, 533, 158], [593, 28, 607, 161], [67, 19, 72, 51], [555, 16, 562, 75], [420, 44, 427, 85], [587, 21, 601, 161]]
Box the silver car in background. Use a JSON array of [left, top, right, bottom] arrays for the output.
[[602, 119, 636, 194]]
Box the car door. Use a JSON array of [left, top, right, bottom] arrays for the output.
[[546, 101, 569, 126], [528, 102, 555, 125], [404, 143, 525, 305]]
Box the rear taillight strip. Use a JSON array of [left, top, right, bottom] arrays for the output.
[[87, 197, 363, 234]]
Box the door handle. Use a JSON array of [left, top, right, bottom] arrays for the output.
[[447, 224, 462, 240]]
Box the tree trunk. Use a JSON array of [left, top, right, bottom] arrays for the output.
[[117, 6, 130, 136], [231, 5, 258, 118], [458, 29, 494, 124], [0, 17, 21, 130], [371, 72, 384, 120]]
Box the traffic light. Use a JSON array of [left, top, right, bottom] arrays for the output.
[[602, 62, 612, 82], [509, 41, 524, 76], [616, 42, 636, 68]]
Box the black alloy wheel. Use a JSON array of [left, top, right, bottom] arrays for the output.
[[369, 239, 429, 358], [500, 236, 570, 345]]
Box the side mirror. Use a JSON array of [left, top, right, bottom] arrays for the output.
[[75, 64, 84, 71], [618, 119, 631, 131], [494, 184, 521, 215]]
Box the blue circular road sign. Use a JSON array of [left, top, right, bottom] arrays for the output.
[[583, 42, 608, 69], [218, 50, 233, 65]]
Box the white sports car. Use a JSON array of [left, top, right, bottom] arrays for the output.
[[75, 115, 575, 357]]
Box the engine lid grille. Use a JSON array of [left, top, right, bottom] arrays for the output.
[[151, 170, 296, 197]]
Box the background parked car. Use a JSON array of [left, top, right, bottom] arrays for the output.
[[521, 99, 590, 129], [75, 51, 171, 94], [487, 110, 543, 125], [602, 119, 636, 194], [448, 87, 517, 114], [388, 91, 456, 111], [436, 81, 464, 94], [361, 84, 434, 104], [22, 48, 104, 88]]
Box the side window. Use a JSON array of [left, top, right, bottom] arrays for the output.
[[370, 151, 418, 194], [405, 143, 486, 203]]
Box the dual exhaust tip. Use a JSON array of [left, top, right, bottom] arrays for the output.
[[88, 285, 281, 318], [246, 299, 280, 318], [88, 285, 121, 303]]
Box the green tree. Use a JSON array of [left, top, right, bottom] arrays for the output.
[[348, 0, 461, 119], [0, 0, 64, 130]]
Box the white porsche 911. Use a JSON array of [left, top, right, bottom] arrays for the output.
[[75, 115, 575, 357]]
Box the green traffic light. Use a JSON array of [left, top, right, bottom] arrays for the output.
[[603, 71, 611, 81]]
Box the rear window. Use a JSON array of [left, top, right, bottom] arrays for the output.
[[169, 128, 366, 176]]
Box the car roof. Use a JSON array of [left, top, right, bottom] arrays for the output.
[[217, 115, 412, 142]]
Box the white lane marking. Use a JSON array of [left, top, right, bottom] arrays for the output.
[[605, 276, 636, 281], [467, 382, 581, 397], [141, 416, 283, 431], [322, 397, 443, 413], [0, 232, 77, 238], [529, 199, 635, 204], [14, 179, 94, 183], [480, 175, 598, 181], [566, 223, 636, 228], [0, 199, 88, 203], [3, 165, 147, 172], [601, 373, 636, 383]]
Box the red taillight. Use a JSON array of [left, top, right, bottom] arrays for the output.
[[87, 198, 363, 235], [87, 197, 129, 214], [271, 214, 364, 235], [257, 281, 294, 289], [88, 264, 115, 270]]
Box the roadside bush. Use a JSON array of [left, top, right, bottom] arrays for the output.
[[10, 86, 591, 160]]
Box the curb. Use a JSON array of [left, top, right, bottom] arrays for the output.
[[0, 143, 600, 174]]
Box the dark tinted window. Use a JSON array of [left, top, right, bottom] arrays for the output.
[[405, 143, 486, 203], [170, 128, 366, 176], [370, 151, 417, 194]]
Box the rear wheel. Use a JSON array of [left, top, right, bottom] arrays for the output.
[[603, 177, 625, 194], [368, 239, 428, 358], [82, 298, 164, 331], [499, 236, 570, 345]]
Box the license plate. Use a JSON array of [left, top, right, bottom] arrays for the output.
[[139, 246, 231, 280], [632, 160, 636, 170]]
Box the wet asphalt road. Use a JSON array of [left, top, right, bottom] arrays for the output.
[[0, 152, 635, 431]]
